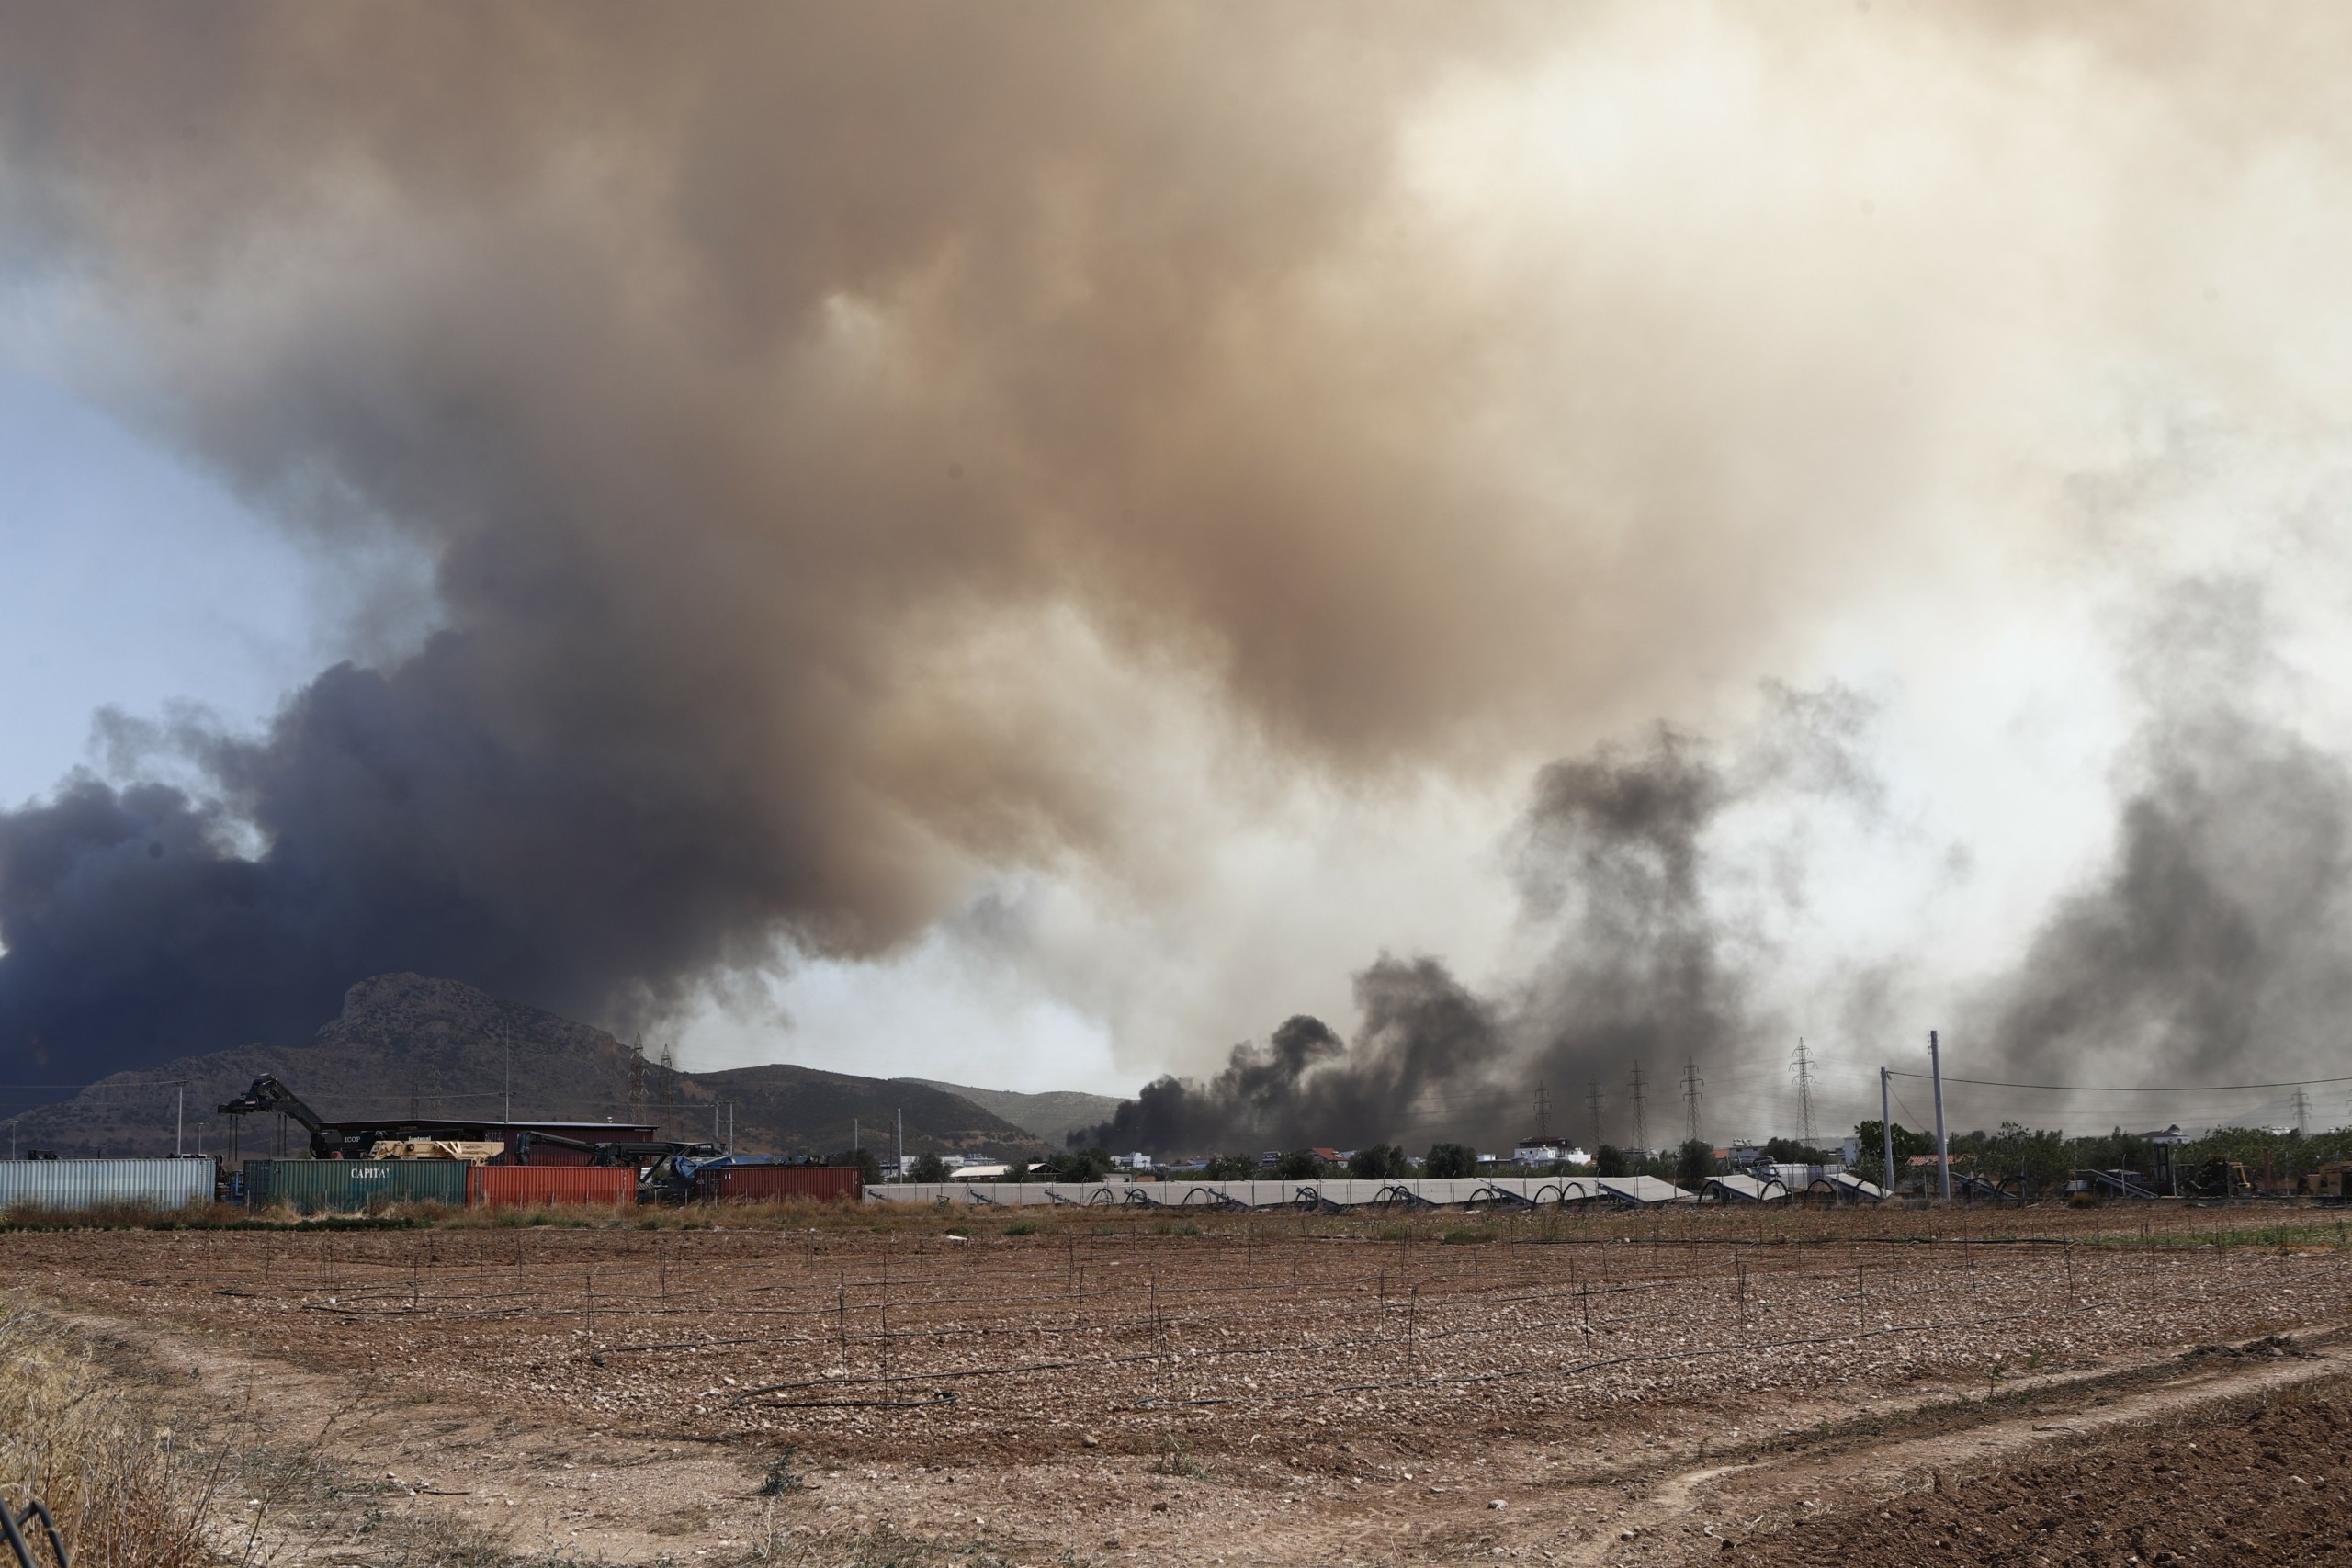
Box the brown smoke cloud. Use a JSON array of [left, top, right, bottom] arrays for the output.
[[8, 4, 2352, 1096]]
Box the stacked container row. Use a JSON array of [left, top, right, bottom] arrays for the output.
[[243, 1158, 469, 1213], [0, 1157, 216, 1212], [468, 1166, 636, 1207]]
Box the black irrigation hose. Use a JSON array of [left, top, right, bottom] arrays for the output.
[[0, 1496, 68, 1568]]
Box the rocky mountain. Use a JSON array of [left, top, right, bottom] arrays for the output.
[[0, 974, 1050, 1161]]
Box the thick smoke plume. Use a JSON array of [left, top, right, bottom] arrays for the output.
[[9, 6, 2352, 1109], [1083, 689, 1878, 1154], [0, 6, 1552, 1077], [1973, 581, 2352, 1094]]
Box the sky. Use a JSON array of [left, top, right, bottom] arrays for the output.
[[7, 4, 2352, 1145]]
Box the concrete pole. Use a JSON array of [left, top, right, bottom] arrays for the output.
[[897, 1108, 904, 1182], [1929, 1029, 1951, 1202], [1880, 1066, 1894, 1198], [176, 1085, 184, 1157]]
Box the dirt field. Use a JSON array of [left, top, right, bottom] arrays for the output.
[[11, 1202, 2351, 1564]]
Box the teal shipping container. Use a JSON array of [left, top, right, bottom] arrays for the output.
[[244, 1159, 469, 1214], [0, 1157, 217, 1212]]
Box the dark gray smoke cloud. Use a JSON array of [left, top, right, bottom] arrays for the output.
[[10, 5, 2352, 1115], [0, 6, 1555, 1085], [1973, 581, 2352, 1091], [1082, 687, 1877, 1155]]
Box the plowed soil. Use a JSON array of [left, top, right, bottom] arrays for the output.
[[10, 1203, 2349, 1564]]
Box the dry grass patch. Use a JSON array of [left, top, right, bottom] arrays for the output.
[[0, 1296, 220, 1566]]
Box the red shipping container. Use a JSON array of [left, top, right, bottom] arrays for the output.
[[468, 1166, 638, 1207], [693, 1165, 863, 1203]]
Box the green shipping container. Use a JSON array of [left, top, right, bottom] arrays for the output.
[[244, 1159, 469, 1214]]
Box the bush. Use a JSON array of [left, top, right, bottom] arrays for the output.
[[1675, 1138, 1715, 1189], [825, 1145, 883, 1185], [1047, 1147, 1113, 1182], [1275, 1149, 1327, 1179], [0, 1302, 220, 1565], [1349, 1144, 1410, 1179], [1424, 1142, 1477, 1179]]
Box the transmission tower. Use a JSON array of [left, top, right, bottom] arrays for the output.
[[1628, 1063, 1649, 1155], [1586, 1080, 1604, 1152], [1792, 1038, 1816, 1148], [2294, 1086, 2312, 1136], [1680, 1057, 1704, 1145], [628, 1033, 647, 1116], [1534, 1082, 1552, 1141]]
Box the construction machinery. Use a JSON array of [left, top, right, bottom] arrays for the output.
[[216, 1073, 665, 1162], [637, 1151, 831, 1204], [511, 1128, 719, 1172], [2296, 1162, 2352, 1201], [367, 1138, 507, 1162]]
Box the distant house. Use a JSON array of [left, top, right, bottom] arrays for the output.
[[1109, 1152, 1154, 1172], [1513, 1140, 1563, 1165], [1310, 1147, 1341, 1165]]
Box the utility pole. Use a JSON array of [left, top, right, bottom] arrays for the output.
[[1792, 1039, 1816, 1149], [1586, 1080, 1604, 1153], [1628, 1063, 1649, 1156], [1880, 1066, 1894, 1196], [853, 1117, 860, 1164], [175, 1085, 184, 1157], [1928, 1029, 1951, 1202], [897, 1108, 905, 1181], [1679, 1057, 1703, 1145], [503, 1025, 512, 1123]]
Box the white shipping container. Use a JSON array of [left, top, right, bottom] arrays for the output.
[[0, 1157, 217, 1212]]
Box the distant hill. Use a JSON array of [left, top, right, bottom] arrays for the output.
[[0, 973, 1048, 1161], [704, 1065, 1050, 1161], [909, 1080, 1126, 1146]]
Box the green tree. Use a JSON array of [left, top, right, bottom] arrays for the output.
[[1593, 1144, 1630, 1179], [1276, 1148, 1327, 1179], [910, 1151, 949, 1183], [1001, 1157, 1033, 1184], [1202, 1153, 1257, 1180], [1761, 1137, 1834, 1166], [1425, 1142, 1477, 1179], [827, 1146, 883, 1184], [1349, 1144, 1410, 1179], [1675, 1138, 1715, 1190], [1047, 1147, 1113, 1182], [1852, 1120, 1933, 1188]]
